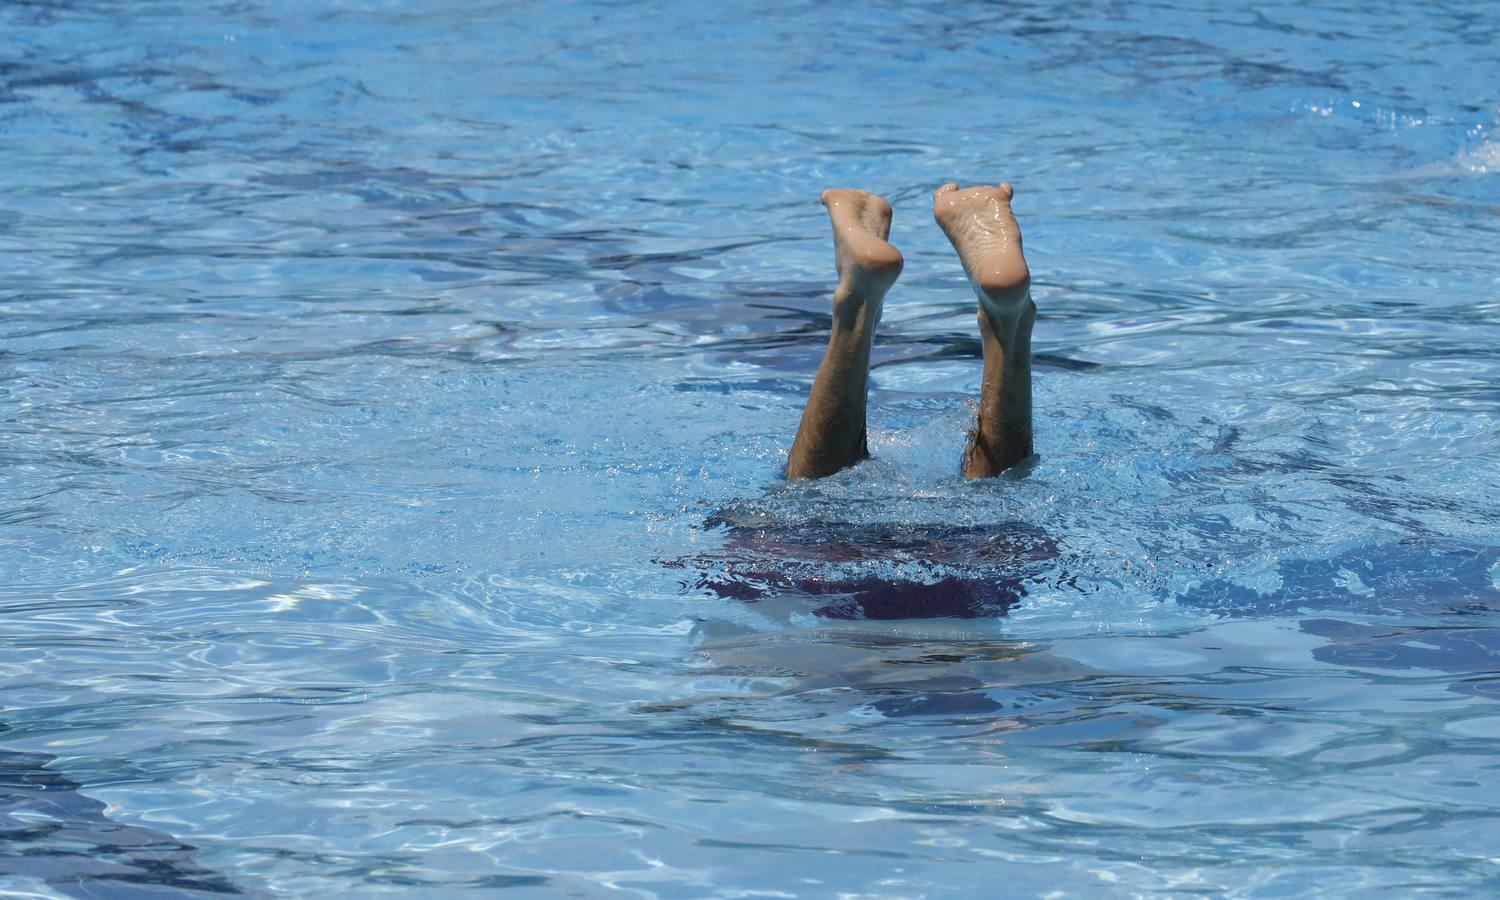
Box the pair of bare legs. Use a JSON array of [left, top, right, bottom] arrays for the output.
[[786, 183, 1036, 480]]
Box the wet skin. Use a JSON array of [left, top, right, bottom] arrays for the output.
[[786, 183, 1036, 480]]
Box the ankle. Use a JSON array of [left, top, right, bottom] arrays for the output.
[[966, 418, 1033, 477], [831, 285, 882, 330], [979, 295, 1033, 335]]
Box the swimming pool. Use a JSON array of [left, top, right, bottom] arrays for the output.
[[2, 0, 1498, 894]]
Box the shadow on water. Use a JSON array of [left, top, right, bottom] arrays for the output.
[[665, 518, 1062, 621], [0, 723, 239, 898], [1179, 539, 1500, 619], [662, 628, 1096, 724], [656, 506, 1500, 731], [648, 509, 1099, 725], [596, 283, 1101, 373], [1301, 618, 1500, 701]]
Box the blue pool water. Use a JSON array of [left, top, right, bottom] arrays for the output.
[[3, 0, 1499, 895]]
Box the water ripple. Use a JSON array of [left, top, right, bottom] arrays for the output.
[[3, 0, 1499, 895]]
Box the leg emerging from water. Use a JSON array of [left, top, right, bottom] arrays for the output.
[[786, 189, 904, 480], [933, 182, 1035, 478]]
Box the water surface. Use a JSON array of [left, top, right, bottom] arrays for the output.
[[2, 0, 1499, 895]]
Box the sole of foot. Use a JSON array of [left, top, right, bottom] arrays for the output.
[[932, 182, 1031, 322], [821, 188, 904, 300]]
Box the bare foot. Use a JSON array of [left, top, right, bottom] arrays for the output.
[[821, 188, 904, 310], [785, 190, 903, 480], [933, 182, 1036, 477], [932, 182, 1030, 322]]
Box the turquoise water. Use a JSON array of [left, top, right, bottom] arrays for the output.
[[3, 0, 1499, 895]]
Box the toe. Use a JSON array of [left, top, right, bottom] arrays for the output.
[[934, 182, 959, 200]]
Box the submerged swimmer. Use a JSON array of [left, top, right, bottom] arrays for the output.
[[672, 183, 1052, 621], [788, 182, 1034, 479]]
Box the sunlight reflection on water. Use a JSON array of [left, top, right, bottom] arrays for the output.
[[2, 0, 1499, 895]]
